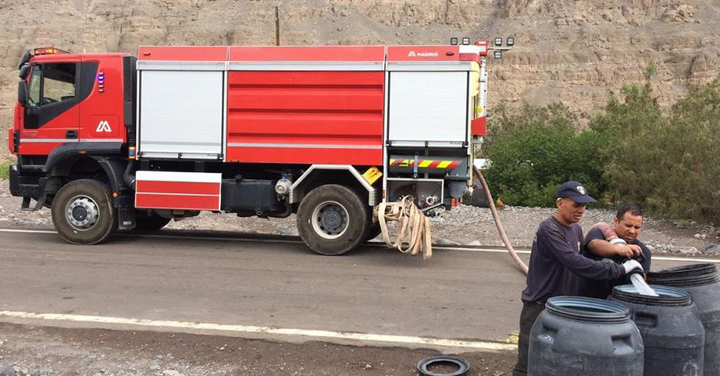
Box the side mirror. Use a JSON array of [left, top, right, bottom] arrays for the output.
[[18, 80, 27, 106], [17, 50, 30, 70], [19, 65, 30, 80]]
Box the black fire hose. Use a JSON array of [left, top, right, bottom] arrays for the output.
[[472, 166, 529, 275]]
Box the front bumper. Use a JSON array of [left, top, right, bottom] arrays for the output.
[[8, 164, 19, 197]]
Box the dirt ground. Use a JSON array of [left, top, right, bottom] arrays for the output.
[[0, 323, 515, 376]]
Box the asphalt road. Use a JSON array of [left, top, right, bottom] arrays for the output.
[[0, 227, 715, 350]]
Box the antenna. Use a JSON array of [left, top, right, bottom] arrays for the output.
[[275, 6, 280, 46]]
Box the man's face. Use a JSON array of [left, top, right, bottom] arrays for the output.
[[613, 212, 643, 243], [556, 198, 587, 224]]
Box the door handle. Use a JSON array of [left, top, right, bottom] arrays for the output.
[[66, 130, 78, 139]]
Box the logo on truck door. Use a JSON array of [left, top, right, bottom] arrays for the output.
[[96, 120, 112, 133]]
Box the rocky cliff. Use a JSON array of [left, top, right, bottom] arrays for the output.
[[1, 0, 718, 158]]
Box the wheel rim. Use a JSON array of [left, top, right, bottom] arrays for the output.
[[311, 200, 350, 240], [65, 195, 100, 231]]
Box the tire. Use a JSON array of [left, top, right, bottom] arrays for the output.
[[133, 210, 171, 231], [51, 179, 118, 245], [297, 184, 370, 255], [365, 222, 382, 242]]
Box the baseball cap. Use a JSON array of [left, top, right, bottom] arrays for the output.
[[556, 181, 596, 204]]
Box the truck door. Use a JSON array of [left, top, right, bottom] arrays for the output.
[[21, 61, 81, 156]]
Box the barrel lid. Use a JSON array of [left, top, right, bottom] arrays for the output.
[[612, 284, 692, 307], [546, 296, 630, 323], [647, 263, 720, 287]]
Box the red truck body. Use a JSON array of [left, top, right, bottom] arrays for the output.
[[8, 42, 490, 254]]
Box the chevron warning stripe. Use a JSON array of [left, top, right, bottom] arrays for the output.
[[389, 159, 461, 169]]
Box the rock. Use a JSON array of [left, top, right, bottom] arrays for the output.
[[276, 226, 293, 236], [162, 371, 184, 376], [364, 363, 373, 370], [0, 365, 16, 376], [435, 238, 460, 246], [694, 233, 708, 240], [466, 240, 483, 246], [669, 245, 699, 255], [705, 244, 720, 254]]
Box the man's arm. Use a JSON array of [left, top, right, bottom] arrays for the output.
[[584, 225, 642, 259], [542, 223, 625, 280], [587, 239, 642, 259]]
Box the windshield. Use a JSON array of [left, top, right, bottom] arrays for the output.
[[27, 65, 41, 107]]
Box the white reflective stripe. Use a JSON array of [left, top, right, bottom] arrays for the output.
[[227, 143, 382, 150], [459, 45, 482, 54], [134, 205, 219, 211], [139, 152, 221, 160], [389, 140, 464, 148], [136, 171, 222, 184], [228, 61, 384, 71], [137, 61, 227, 71], [81, 139, 124, 142], [386, 62, 473, 72], [19, 139, 124, 143], [20, 139, 77, 143], [136, 192, 218, 197]]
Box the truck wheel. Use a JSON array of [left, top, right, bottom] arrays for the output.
[[51, 179, 118, 245], [134, 210, 171, 231], [365, 223, 382, 242], [297, 184, 369, 255]]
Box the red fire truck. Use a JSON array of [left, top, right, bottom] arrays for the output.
[[8, 41, 492, 255]]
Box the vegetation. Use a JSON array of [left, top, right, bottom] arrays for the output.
[[0, 161, 10, 179], [484, 103, 605, 207], [484, 75, 720, 225]]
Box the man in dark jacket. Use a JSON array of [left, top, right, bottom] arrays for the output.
[[578, 204, 651, 298], [512, 181, 644, 376]]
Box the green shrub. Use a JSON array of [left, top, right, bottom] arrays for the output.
[[484, 77, 720, 224], [484, 103, 605, 207], [592, 79, 720, 224]]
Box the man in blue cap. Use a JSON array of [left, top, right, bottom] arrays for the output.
[[512, 181, 644, 376]]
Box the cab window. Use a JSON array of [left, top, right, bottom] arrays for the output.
[[27, 63, 77, 107], [27, 65, 42, 106]]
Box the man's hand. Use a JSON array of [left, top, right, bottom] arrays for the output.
[[616, 244, 643, 258], [622, 259, 644, 275], [608, 237, 642, 258]]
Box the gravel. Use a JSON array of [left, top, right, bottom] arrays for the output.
[[0, 179, 717, 256]]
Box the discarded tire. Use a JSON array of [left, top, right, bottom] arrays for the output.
[[648, 264, 720, 375], [528, 296, 644, 376], [610, 284, 705, 376], [417, 355, 469, 376]]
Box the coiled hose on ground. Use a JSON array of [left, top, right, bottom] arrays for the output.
[[375, 167, 530, 275], [377, 196, 433, 259], [473, 166, 529, 275]]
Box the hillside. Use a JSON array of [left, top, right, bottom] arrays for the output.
[[1, 0, 718, 159]]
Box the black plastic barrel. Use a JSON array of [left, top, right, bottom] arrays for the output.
[[610, 284, 704, 376], [528, 296, 644, 376], [648, 264, 720, 375]]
